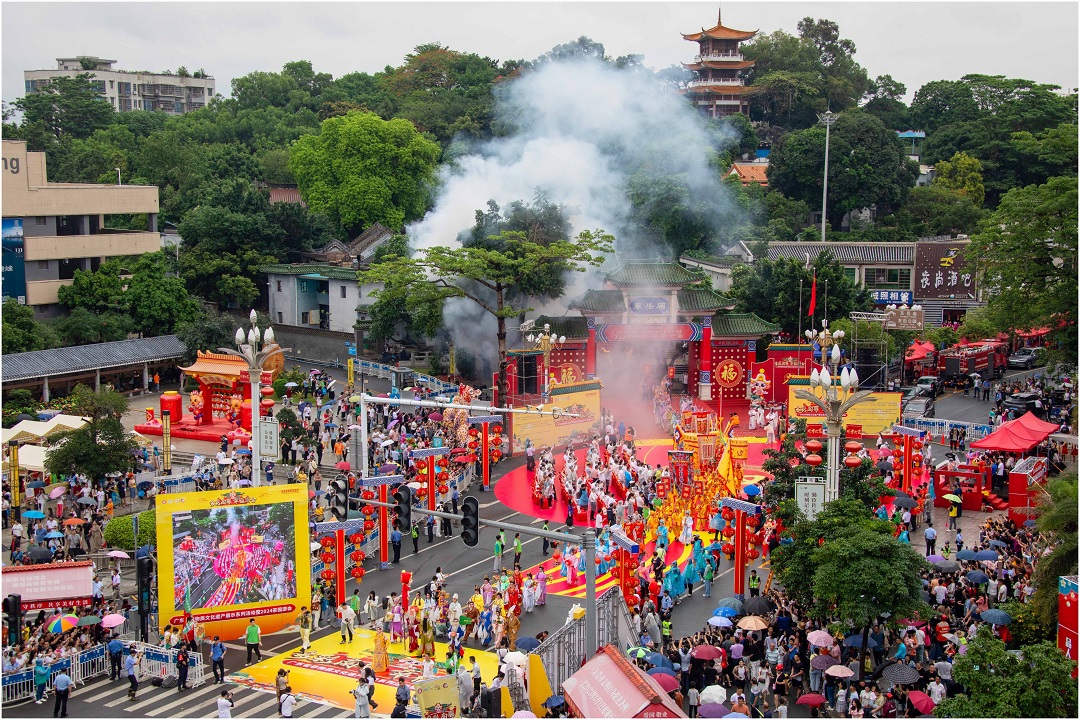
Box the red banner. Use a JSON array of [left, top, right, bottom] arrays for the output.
[[601, 323, 696, 343], [806, 423, 825, 438], [846, 424, 863, 439], [1059, 576, 1078, 672], [668, 451, 694, 487], [21, 597, 92, 612]]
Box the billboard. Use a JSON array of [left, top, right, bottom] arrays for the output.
[[884, 307, 925, 331], [914, 241, 976, 300], [2, 218, 26, 303], [155, 485, 310, 640], [510, 386, 600, 454], [1, 561, 93, 603], [787, 382, 902, 435]]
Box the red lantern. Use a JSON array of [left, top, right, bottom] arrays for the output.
[[492, 424, 503, 434], [721, 507, 735, 521], [320, 569, 336, 581], [349, 533, 365, 545], [350, 550, 365, 563], [319, 536, 335, 549], [438, 484, 449, 495], [745, 514, 760, 528], [468, 440, 478, 450], [721, 542, 735, 555], [805, 439, 823, 454], [805, 454, 823, 467], [595, 556, 602, 565], [746, 548, 760, 560], [468, 427, 479, 437], [844, 455, 863, 468], [363, 519, 375, 532], [436, 457, 449, 468], [417, 465, 428, 475], [722, 526, 736, 538], [437, 471, 449, 482], [351, 567, 366, 580], [361, 490, 375, 501], [416, 487, 427, 499], [912, 441, 923, 451], [362, 505, 376, 516], [490, 450, 502, 461], [320, 551, 335, 565], [844, 440, 863, 454]]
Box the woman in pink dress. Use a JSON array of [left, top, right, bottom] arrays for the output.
[[535, 570, 547, 606], [391, 601, 404, 643]]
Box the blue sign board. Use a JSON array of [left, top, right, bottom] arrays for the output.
[[628, 296, 670, 314], [871, 290, 913, 305], [2, 218, 25, 302]]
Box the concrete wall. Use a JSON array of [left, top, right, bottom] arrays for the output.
[[274, 326, 354, 368]]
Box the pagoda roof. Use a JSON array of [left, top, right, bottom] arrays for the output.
[[606, 261, 706, 288], [568, 290, 626, 314], [727, 162, 770, 186], [531, 315, 589, 340], [683, 60, 756, 71], [682, 22, 758, 42], [677, 288, 736, 313], [711, 313, 780, 337], [179, 350, 251, 379], [684, 84, 752, 95]]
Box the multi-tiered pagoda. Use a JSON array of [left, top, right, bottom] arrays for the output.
[[681, 11, 757, 118]]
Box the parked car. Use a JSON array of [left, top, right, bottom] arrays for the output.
[[1003, 392, 1042, 416], [1007, 347, 1044, 369], [903, 396, 936, 419], [900, 386, 930, 411], [916, 376, 942, 397]]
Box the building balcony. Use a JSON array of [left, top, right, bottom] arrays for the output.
[[694, 53, 744, 63], [25, 279, 73, 306], [24, 230, 160, 262], [688, 78, 742, 88]]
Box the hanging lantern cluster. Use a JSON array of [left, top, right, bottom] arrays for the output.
[[320, 551, 335, 565], [488, 421, 504, 464], [319, 536, 335, 549], [349, 532, 365, 545], [805, 439, 823, 454], [437, 484, 449, 495], [416, 487, 428, 499], [351, 567, 366, 581], [363, 519, 375, 532], [350, 550, 366, 563], [721, 507, 735, 522], [721, 525, 736, 538], [362, 504, 376, 516], [844, 440, 864, 469], [437, 470, 449, 482], [468, 440, 479, 451]]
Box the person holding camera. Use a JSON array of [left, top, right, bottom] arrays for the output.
[[217, 689, 235, 718], [351, 675, 371, 718], [276, 669, 290, 707], [125, 645, 141, 701], [280, 685, 297, 718]]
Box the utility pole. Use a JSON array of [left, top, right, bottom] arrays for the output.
[[818, 110, 838, 241]]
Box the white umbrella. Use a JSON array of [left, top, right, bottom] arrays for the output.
[[106, 550, 130, 559], [407, 482, 422, 490], [381, 439, 395, 447], [503, 651, 528, 665], [219, 458, 234, 465], [700, 685, 727, 705], [825, 665, 854, 678], [310, 541, 323, 552], [708, 616, 733, 627], [284, 382, 299, 388]]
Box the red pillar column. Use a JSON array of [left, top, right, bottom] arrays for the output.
[[902, 436, 914, 495], [699, 316, 713, 401], [481, 424, 491, 491], [379, 484, 390, 567], [427, 457, 437, 512], [586, 320, 597, 380], [733, 509, 747, 597], [335, 529, 346, 606]]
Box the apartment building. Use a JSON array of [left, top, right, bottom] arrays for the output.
[[24, 56, 215, 114], [2, 139, 159, 316]]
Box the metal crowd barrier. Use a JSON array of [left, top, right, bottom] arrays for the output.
[[1, 644, 111, 705], [123, 641, 205, 687], [900, 418, 994, 443]]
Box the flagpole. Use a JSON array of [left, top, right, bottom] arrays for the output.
[[823, 279, 829, 329], [798, 278, 803, 364]]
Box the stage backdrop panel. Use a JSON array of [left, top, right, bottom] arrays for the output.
[[787, 382, 902, 436]]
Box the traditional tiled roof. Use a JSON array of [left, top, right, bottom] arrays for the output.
[[531, 316, 589, 340], [350, 223, 393, 255], [677, 288, 736, 313], [179, 350, 250, 379], [711, 313, 780, 337], [267, 184, 305, 206], [766, 242, 916, 265], [1, 335, 186, 383], [260, 263, 359, 280], [568, 290, 625, 314], [606, 262, 706, 288], [682, 24, 758, 42], [680, 254, 744, 268], [727, 162, 769, 186]]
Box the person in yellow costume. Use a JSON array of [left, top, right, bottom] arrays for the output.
[[470, 588, 485, 612], [372, 627, 389, 674]]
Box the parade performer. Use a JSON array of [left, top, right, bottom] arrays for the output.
[[522, 574, 537, 613], [663, 561, 686, 599], [419, 618, 436, 658], [655, 518, 670, 556], [372, 627, 389, 674], [535, 569, 548, 606], [679, 510, 694, 545]]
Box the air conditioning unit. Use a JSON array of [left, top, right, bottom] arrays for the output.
[[309, 314, 321, 326]]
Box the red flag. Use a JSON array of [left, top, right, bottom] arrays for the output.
[[807, 273, 817, 317]]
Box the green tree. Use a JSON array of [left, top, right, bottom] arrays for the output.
[[53, 307, 132, 345], [124, 253, 200, 336], [57, 259, 127, 313], [933, 628, 1077, 718], [102, 510, 157, 551], [65, 383, 129, 420], [360, 229, 613, 403], [8, 74, 114, 150], [932, 151, 986, 206], [767, 110, 919, 229], [45, 415, 137, 479], [1030, 474, 1078, 628], [909, 80, 980, 133], [1, 299, 60, 354], [887, 185, 986, 238], [288, 111, 440, 235], [967, 176, 1078, 360], [175, 306, 246, 364]]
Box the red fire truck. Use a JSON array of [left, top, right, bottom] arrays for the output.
[[938, 340, 1008, 387]]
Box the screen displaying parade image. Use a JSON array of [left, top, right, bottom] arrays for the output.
[[170, 499, 298, 610]]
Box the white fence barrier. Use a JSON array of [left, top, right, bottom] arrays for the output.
[[125, 641, 205, 687], [1, 644, 111, 705], [900, 418, 995, 443]]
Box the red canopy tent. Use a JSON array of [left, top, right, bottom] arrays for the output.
[[1013, 411, 1060, 435], [971, 412, 1057, 453], [562, 645, 688, 718]]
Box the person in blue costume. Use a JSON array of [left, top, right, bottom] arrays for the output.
[[478, 607, 493, 647], [663, 561, 686, 599], [597, 533, 614, 574], [682, 550, 701, 591], [655, 519, 670, 557]]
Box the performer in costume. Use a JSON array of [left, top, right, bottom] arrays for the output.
[[663, 561, 685, 598], [655, 520, 670, 556], [419, 618, 436, 658], [535, 569, 548, 606], [372, 627, 389, 674], [679, 510, 694, 545], [522, 574, 537, 613]]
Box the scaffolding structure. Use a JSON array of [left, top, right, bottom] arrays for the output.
[[849, 311, 890, 390]]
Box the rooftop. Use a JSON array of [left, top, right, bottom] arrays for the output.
[[1, 335, 186, 384], [727, 161, 769, 186], [682, 18, 758, 42], [261, 263, 359, 281], [606, 261, 706, 288], [530, 316, 589, 340], [711, 313, 781, 337], [677, 288, 736, 313], [568, 289, 626, 314], [767, 242, 917, 265]]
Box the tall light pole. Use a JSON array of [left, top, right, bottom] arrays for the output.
[[217, 309, 287, 486], [526, 323, 565, 398], [794, 323, 876, 503], [818, 110, 838, 241]]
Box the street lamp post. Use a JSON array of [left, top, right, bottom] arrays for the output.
[[795, 323, 876, 503], [526, 323, 565, 399], [217, 310, 287, 486], [818, 110, 838, 242]]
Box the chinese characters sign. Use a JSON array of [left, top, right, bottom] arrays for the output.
[[714, 359, 744, 388], [884, 307, 925, 331], [871, 290, 912, 305], [795, 478, 826, 521], [1, 562, 93, 602], [914, 241, 976, 300], [628, 296, 671, 314]]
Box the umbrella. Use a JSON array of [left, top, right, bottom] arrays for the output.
[[46, 531, 65, 539], [23, 510, 45, 519], [308, 490, 316, 499], [77, 615, 101, 627], [893, 496, 917, 509], [716, 596, 744, 612], [284, 382, 299, 388], [955, 549, 978, 561], [647, 667, 677, 678], [645, 652, 674, 669], [743, 485, 760, 497], [515, 637, 540, 652], [16, 413, 34, 422], [76, 497, 97, 505], [810, 654, 838, 670], [699, 686, 727, 705], [727, 714, 749, 719], [26, 481, 47, 490], [28, 547, 53, 562], [692, 644, 724, 660], [981, 609, 1012, 625], [378, 463, 399, 473], [63, 518, 86, 526], [49, 486, 68, 499], [934, 661, 953, 680], [47, 614, 79, 633], [825, 665, 854, 678], [743, 596, 775, 615], [796, 694, 828, 706], [966, 570, 990, 584], [933, 560, 960, 573], [627, 646, 648, 659], [101, 614, 126, 629], [713, 606, 739, 618], [881, 662, 921, 685], [927, 554, 945, 563], [843, 635, 879, 649], [988, 539, 1008, 548], [807, 630, 835, 647], [106, 550, 130, 559], [968, 372, 982, 381], [503, 651, 528, 666], [218, 458, 234, 465], [510, 712, 536, 719], [708, 616, 733, 628], [653, 674, 680, 692], [737, 615, 768, 631], [541, 696, 564, 709], [1023, 519, 1037, 528], [429, 412, 443, 421], [698, 703, 731, 718], [907, 690, 936, 714], [335, 461, 351, 471], [310, 542, 322, 552], [973, 550, 999, 561], [943, 494, 962, 503], [944, 633, 959, 645], [453, 455, 477, 463]]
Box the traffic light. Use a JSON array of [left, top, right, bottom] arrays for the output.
[[393, 485, 412, 532], [3, 594, 22, 637], [136, 556, 154, 609], [330, 477, 349, 521], [461, 496, 480, 547]]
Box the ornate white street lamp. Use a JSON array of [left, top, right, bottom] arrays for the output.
[[526, 323, 565, 398]]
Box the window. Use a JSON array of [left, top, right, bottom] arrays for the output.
[[38, 261, 49, 269], [277, 312, 283, 324], [864, 268, 911, 290], [301, 311, 310, 324], [844, 268, 857, 283], [276, 280, 282, 292], [25, 80, 32, 94], [340, 285, 347, 299], [35, 217, 46, 225], [109, 80, 114, 89]]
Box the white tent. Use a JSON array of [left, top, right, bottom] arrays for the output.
[[2, 444, 48, 472]]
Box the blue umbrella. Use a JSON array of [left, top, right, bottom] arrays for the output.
[[980, 609, 1012, 626], [26, 481, 46, 489], [743, 485, 761, 497], [966, 570, 990, 585], [988, 539, 1007, 549], [542, 695, 565, 709], [515, 637, 540, 652], [728, 714, 749, 719], [717, 596, 744, 612], [645, 652, 674, 669], [955, 549, 978, 561], [45, 531, 65, 539], [713, 606, 739, 618], [1023, 519, 1037, 528], [973, 550, 999, 561], [647, 667, 677, 678], [843, 634, 879, 648], [22, 510, 45, 519]]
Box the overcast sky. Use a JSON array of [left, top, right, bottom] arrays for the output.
[[3, 1, 1077, 108]]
